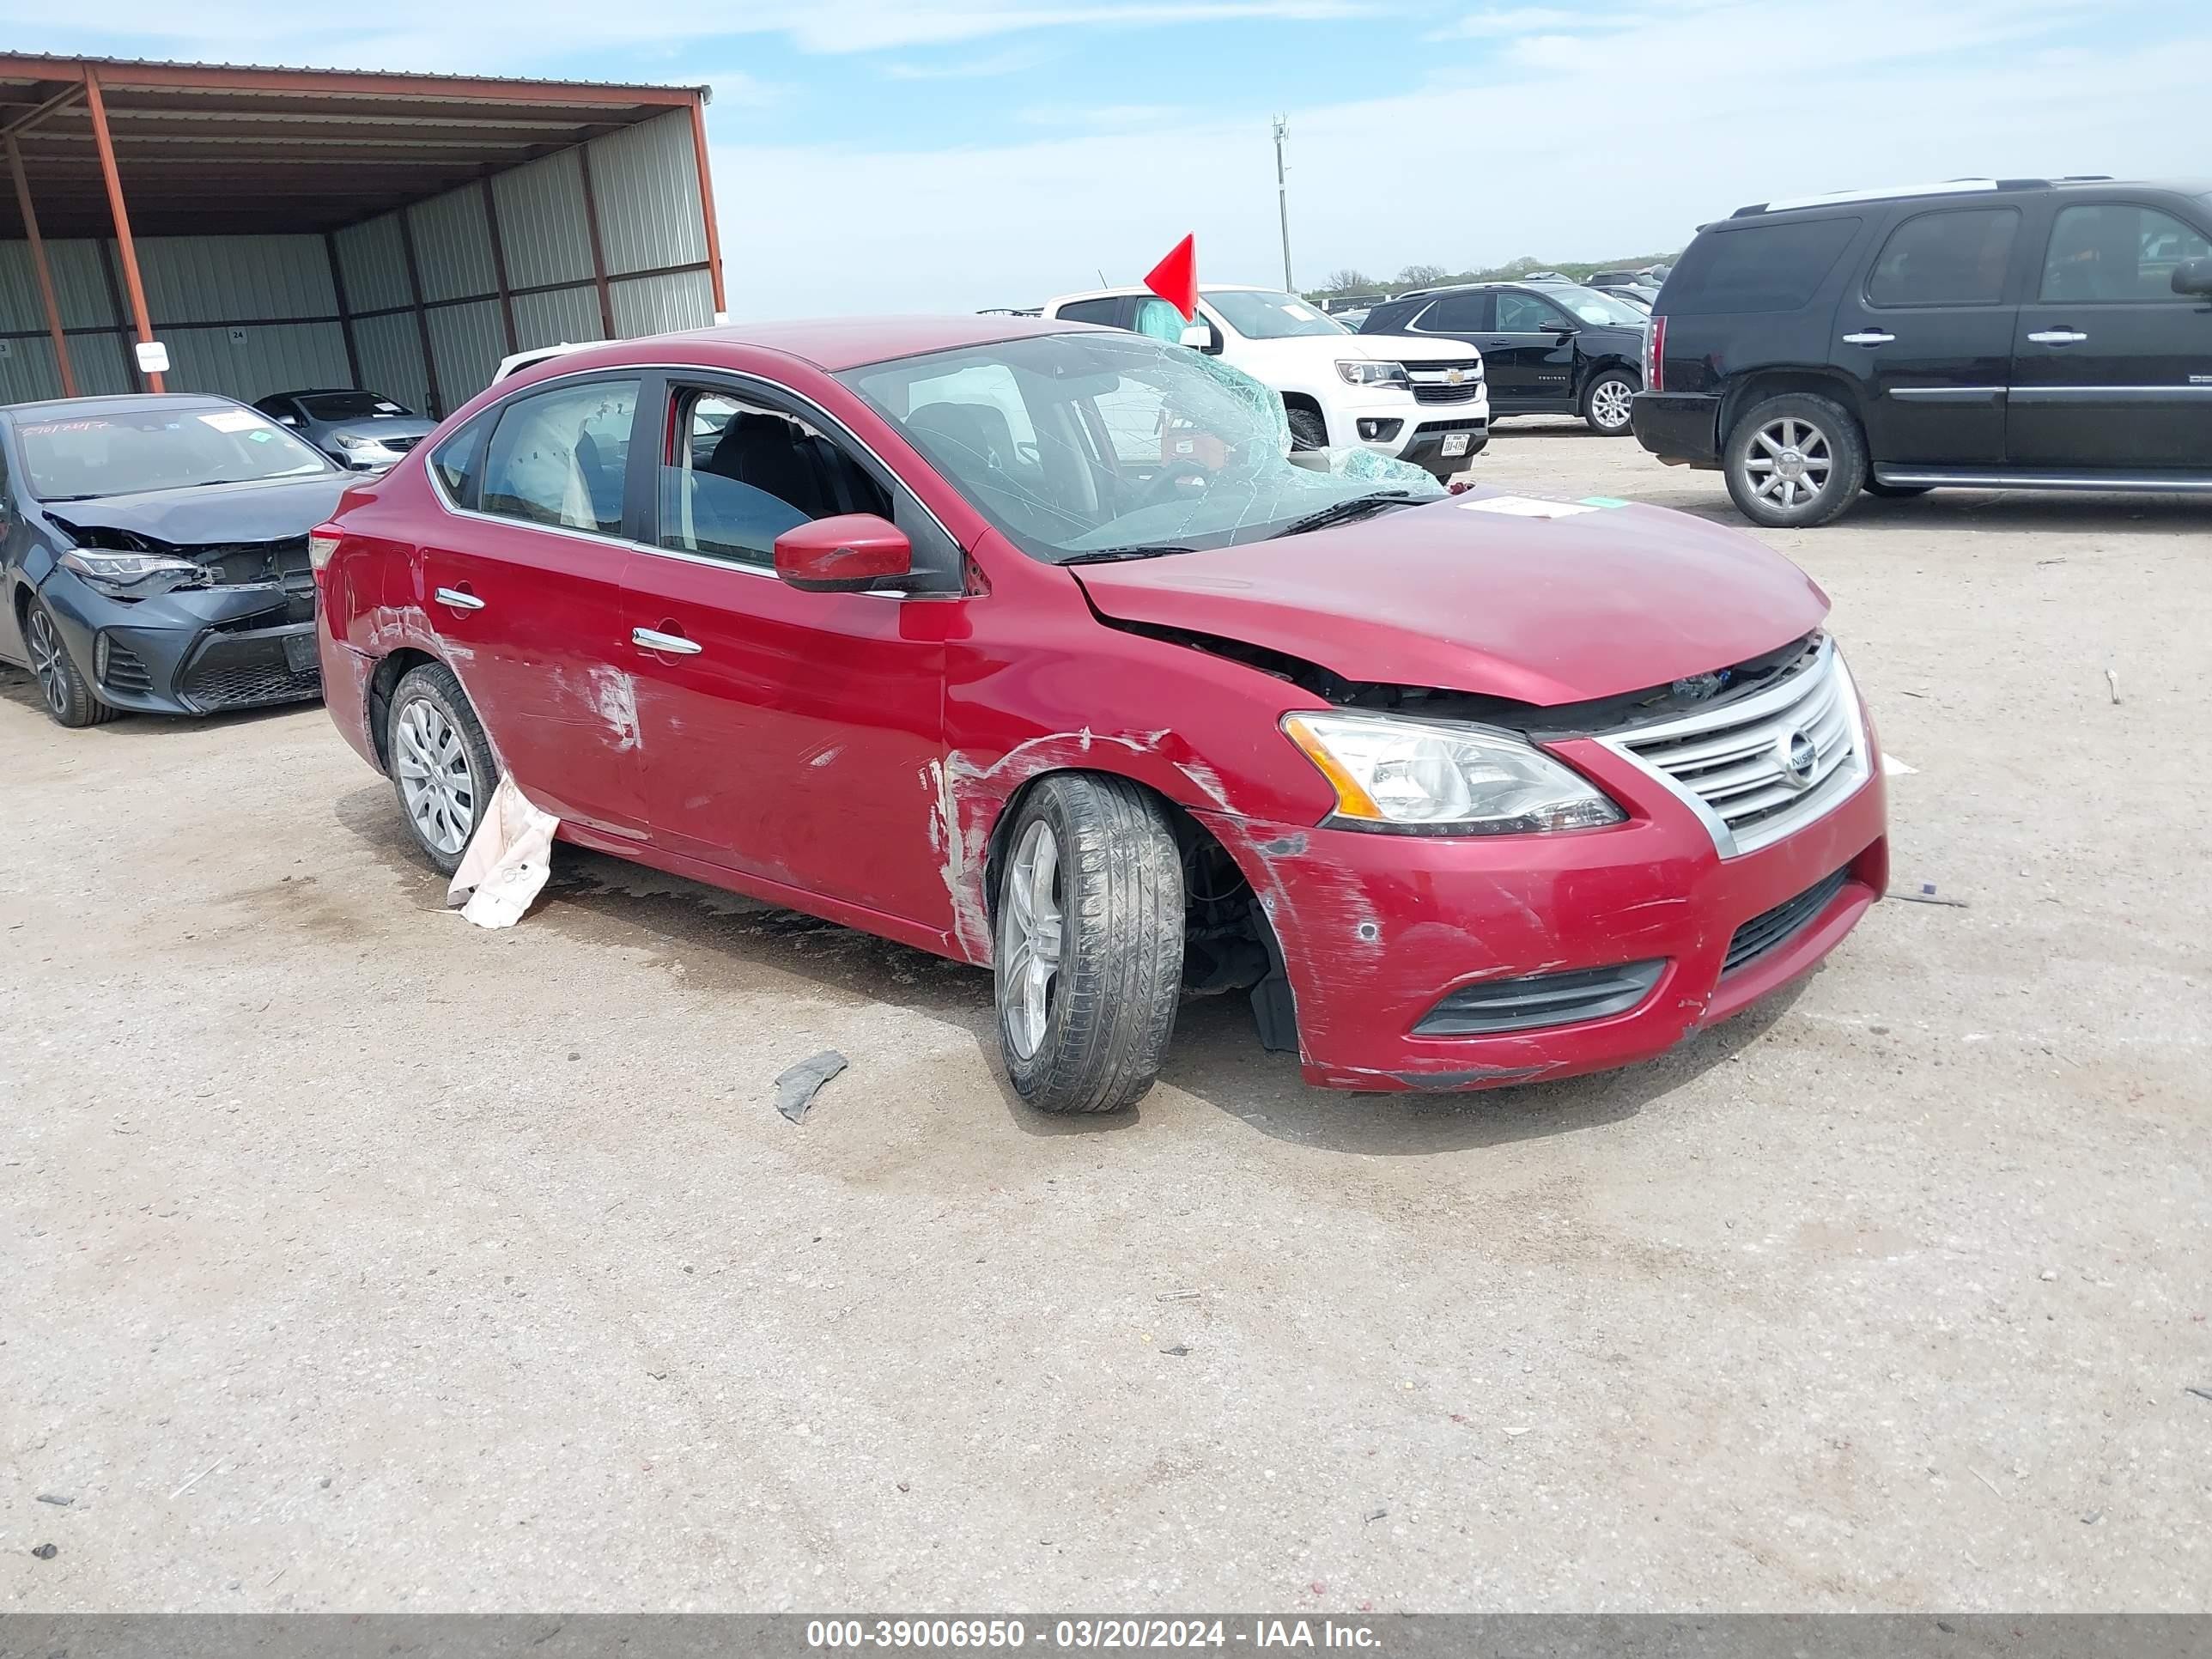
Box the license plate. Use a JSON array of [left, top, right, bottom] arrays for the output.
[[1440, 432, 1472, 458], [283, 632, 319, 674]]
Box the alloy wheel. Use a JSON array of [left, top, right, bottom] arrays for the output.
[[1000, 817, 1065, 1061], [1590, 379, 1634, 430], [1744, 416, 1833, 510], [394, 696, 477, 856], [26, 609, 69, 720]]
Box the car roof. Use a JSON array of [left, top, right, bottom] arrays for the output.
[[1729, 176, 2212, 218], [529, 315, 1092, 375], [2, 392, 239, 421]]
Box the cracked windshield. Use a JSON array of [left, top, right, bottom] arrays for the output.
[[840, 330, 1441, 562]]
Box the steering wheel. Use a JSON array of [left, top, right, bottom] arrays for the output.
[[1138, 459, 1212, 510]]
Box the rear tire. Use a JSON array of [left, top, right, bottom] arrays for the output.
[[1863, 480, 1933, 499], [386, 662, 500, 877], [24, 599, 118, 728], [994, 774, 1183, 1115], [1582, 369, 1638, 435], [1286, 407, 1329, 451], [1723, 392, 1867, 528]]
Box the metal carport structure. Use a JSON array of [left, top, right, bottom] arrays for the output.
[[1, 53, 726, 416]]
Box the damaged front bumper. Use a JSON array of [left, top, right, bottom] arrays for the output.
[[1202, 738, 1888, 1092], [40, 568, 322, 716]]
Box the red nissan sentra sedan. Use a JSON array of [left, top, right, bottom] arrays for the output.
[[312, 318, 1887, 1114]]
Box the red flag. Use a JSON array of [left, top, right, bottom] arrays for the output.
[[1143, 234, 1197, 320]]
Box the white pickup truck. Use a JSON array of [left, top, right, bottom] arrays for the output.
[[1038, 284, 1489, 478]]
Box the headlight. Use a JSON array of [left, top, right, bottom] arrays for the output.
[[331, 433, 371, 450], [1335, 360, 1410, 387], [1282, 712, 1625, 835], [57, 548, 209, 599]]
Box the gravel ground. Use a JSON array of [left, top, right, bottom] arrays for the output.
[[3, 427, 2207, 1613]]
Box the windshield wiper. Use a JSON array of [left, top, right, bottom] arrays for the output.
[[1273, 490, 1423, 539], [1059, 545, 1197, 565]]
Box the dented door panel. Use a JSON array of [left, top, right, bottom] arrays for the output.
[[416, 517, 649, 839], [619, 552, 954, 933]]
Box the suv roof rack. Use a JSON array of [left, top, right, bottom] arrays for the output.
[[1732, 178, 2057, 216]]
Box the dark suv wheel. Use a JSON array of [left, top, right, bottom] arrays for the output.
[[1723, 392, 1868, 528], [1582, 369, 1638, 435]]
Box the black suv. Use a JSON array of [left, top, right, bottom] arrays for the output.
[[1633, 178, 2212, 526], [1358, 282, 1650, 434]]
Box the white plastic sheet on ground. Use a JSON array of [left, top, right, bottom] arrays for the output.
[[446, 775, 559, 929]]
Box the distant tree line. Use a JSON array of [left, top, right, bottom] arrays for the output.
[[1308, 253, 1680, 300]]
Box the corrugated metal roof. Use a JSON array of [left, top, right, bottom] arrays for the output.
[[0, 52, 707, 98]]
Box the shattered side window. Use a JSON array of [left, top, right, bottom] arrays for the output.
[[841, 331, 1440, 563]]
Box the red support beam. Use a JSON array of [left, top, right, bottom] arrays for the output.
[[3, 132, 76, 395], [686, 94, 726, 319], [82, 67, 161, 392]]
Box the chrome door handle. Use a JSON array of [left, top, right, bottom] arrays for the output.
[[2027, 328, 2087, 344], [434, 586, 484, 611], [1841, 331, 1895, 346], [632, 627, 702, 656]]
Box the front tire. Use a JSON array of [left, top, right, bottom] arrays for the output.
[[1723, 392, 1867, 528], [1286, 406, 1329, 451], [386, 661, 500, 876], [994, 775, 1183, 1115], [24, 599, 118, 728], [1582, 369, 1638, 435]]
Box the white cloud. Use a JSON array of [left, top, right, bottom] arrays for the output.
[[712, 0, 2209, 318], [1426, 6, 1626, 40], [883, 46, 1055, 79]]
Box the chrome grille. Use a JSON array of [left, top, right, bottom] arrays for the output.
[[1406, 360, 1483, 404], [1601, 636, 1869, 857]]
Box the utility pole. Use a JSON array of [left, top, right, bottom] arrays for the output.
[[1273, 115, 1294, 292]]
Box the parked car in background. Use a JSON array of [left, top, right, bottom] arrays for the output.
[[0, 394, 348, 726], [1588, 276, 1662, 311], [1040, 283, 1489, 477], [1633, 177, 2212, 526], [255, 387, 436, 471], [1334, 306, 1373, 329], [315, 317, 1885, 1115], [1361, 281, 1650, 434]]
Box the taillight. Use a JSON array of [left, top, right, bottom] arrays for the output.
[[1645, 314, 1666, 394], [307, 530, 341, 573]]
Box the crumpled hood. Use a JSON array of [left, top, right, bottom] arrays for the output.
[[1072, 492, 1828, 706], [43, 473, 351, 549]]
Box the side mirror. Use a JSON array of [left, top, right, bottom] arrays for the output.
[[279, 414, 301, 426], [2172, 257, 2212, 297], [1179, 323, 1212, 349], [773, 514, 912, 592]]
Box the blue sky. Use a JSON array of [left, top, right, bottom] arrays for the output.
[[5, 1, 2205, 317]]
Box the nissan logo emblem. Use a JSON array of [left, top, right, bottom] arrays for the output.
[[1779, 729, 1819, 790]]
